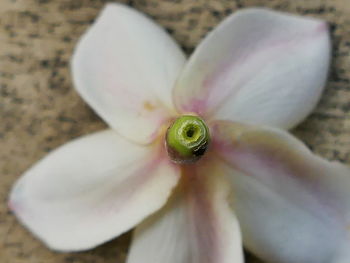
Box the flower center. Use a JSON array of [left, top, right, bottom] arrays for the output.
[[165, 115, 210, 164]]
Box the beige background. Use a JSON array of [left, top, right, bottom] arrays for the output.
[[1, 0, 350, 262]]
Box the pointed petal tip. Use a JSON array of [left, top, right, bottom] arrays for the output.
[[8, 177, 24, 214]]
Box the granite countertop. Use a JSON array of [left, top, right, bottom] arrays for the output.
[[1, 0, 349, 262]]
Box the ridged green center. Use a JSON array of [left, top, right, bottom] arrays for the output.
[[166, 115, 210, 164]]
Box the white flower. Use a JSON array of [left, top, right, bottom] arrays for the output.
[[9, 4, 350, 263]]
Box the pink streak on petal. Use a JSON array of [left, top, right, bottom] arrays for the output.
[[187, 22, 328, 117], [11, 142, 177, 230], [211, 121, 346, 228], [183, 165, 224, 263], [315, 22, 328, 34], [8, 187, 32, 220], [95, 145, 175, 218], [8, 200, 16, 212], [181, 98, 208, 115]]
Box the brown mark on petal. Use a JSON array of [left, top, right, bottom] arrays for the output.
[[143, 101, 156, 112]]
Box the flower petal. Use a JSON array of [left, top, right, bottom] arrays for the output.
[[9, 130, 180, 251], [72, 3, 186, 144], [174, 8, 330, 129], [127, 160, 244, 263], [212, 120, 350, 263]]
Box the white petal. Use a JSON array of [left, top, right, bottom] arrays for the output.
[[127, 160, 243, 263], [212, 121, 350, 263], [72, 3, 186, 144], [174, 8, 330, 129], [9, 130, 180, 251]]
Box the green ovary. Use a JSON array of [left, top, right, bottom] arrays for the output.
[[166, 115, 210, 164]]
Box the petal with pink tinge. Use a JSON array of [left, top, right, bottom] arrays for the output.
[[127, 159, 244, 263], [9, 130, 180, 251], [212, 120, 350, 263], [174, 8, 330, 129], [72, 3, 186, 144]]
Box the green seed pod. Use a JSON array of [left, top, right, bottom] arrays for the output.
[[165, 115, 210, 164]]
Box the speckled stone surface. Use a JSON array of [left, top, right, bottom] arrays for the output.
[[1, 0, 349, 262]]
